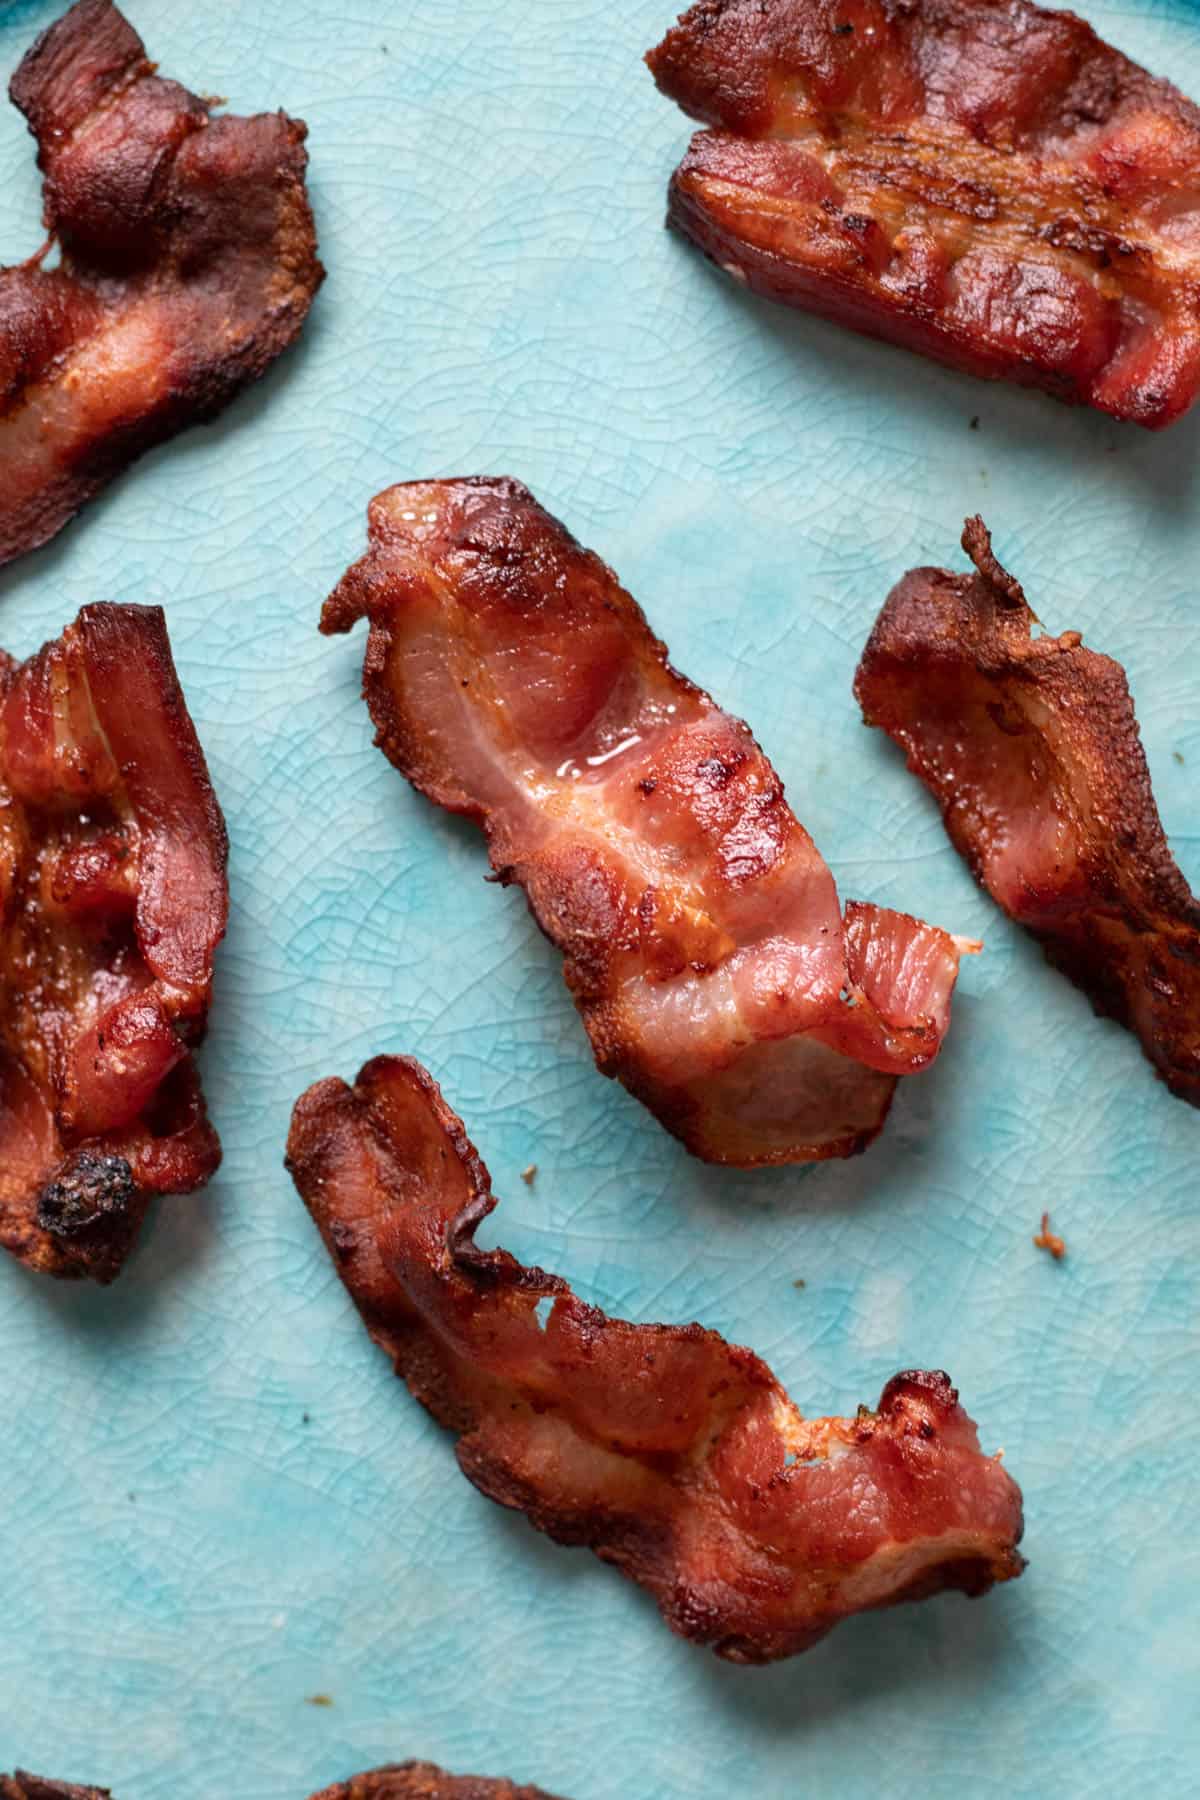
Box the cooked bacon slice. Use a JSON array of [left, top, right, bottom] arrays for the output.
[[855, 517, 1200, 1102], [310, 1765, 564, 1800], [0, 0, 323, 566], [0, 605, 227, 1280], [647, 0, 1200, 427], [321, 477, 969, 1166], [2, 1781, 111, 1800], [287, 1055, 1026, 1663]]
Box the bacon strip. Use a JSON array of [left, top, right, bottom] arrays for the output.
[[287, 1055, 1025, 1663], [310, 1766, 564, 1800], [0, 0, 323, 566], [855, 517, 1200, 1102], [2, 1781, 110, 1800], [321, 477, 969, 1166], [0, 605, 227, 1280], [647, 0, 1200, 427]]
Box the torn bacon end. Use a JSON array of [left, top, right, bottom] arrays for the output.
[[855, 516, 1200, 1104], [2, 1781, 112, 1800], [320, 476, 968, 1167], [647, 0, 1200, 427], [0, 0, 323, 567], [286, 1055, 1026, 1664], [309, 1766, 565, 1800], [0, 604, 227, 1281]]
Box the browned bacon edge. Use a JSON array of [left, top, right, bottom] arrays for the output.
[[287, 1055, 1025, 1664], [0, 0, 323, 566], [309, 1765, 565, 1800], [1, 1780, 111, 1800], [4, 1770, 561, 1800], [0, 604, 228, 1280], [855, 517, 1200, 1103], [648, 0, 1200, 427]]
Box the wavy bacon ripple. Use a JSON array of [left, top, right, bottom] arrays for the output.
[[310, 1766, 565, 1800], [648, 0, 1200, 427], [855, 517, 1200, 1103], [287, 1054, 1025, 1664], [0, 605, 228, 1280], [321, 477, 969, 1166], [0, 0, 323, 566]]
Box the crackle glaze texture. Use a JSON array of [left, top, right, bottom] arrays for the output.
[[0, 2, 1196, 1798]]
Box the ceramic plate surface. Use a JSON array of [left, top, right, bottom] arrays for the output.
[[0, 1, 1197, 1795]]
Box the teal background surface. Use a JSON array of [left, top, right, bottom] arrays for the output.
[[0, 1, 1197, 1793]]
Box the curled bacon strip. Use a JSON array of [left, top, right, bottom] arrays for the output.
[[648, 0, 1200, 427], [322, 477, 969, 1166], [0, 605, 227, 1280], [310, 1766, 564, 1800], [855, 518, 1200, 1103], [287, 1055, 1025, 1664], [0, 0, 323, 567]]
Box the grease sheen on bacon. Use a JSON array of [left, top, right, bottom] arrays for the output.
[[309, 1765, 565, 1800], [322, 477, 969, 1166], [288, 1055, 1025, 1663], [855, 517, 1200, 1102], [0, 606, 227, 1280], [648, 0, 1200, 427], [0, 0, 323, 566]]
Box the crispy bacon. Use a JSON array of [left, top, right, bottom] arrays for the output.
[[287, 1055, 1026, 1663], [855, 517, 1200, 1102], [310, 1766, 564, 1800], [0, 0, 323, 566], [647, 0, 1200, 427], [2, 1781, 110, 1800], [0, 605, 227, 1280], [321, 477, 969, 1166]]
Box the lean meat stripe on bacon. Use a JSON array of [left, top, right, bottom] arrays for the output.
[[0, 606, 227, 1281], [309, 1766, 565, 1800], [855, 517, 1200, 1102], [287, 1055, 1025, 1663], [322, 477, 970, 1167], [648, 0, 1200, 427], [0, 0, 323, 567]]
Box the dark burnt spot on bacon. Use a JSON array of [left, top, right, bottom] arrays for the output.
[[36, 1151, 136, 1282], [289, 1056, 1025, 1664], [648, 0, 1200, 427], [856, 520, 1200, 1103], [0, 0, 323, 567], [321, 478, 970, 1167]]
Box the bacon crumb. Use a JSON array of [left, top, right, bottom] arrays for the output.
[[1034, 1213, 1067, 1261]]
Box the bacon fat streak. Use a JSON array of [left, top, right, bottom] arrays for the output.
[[322, 477, 969, 1166], [287, 1054, 1026, 1663], [310, 1766, 565, 1800], [0, 0, 323, 566], [648, 0, 1200, 427], [0, 605, 227, 1280], [856, 517, 1200, 1102]]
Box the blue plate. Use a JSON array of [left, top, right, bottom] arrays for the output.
[[0, 1, 1197, 1794]]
